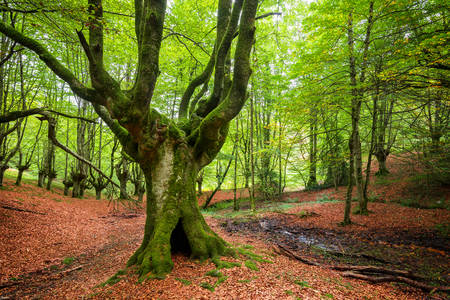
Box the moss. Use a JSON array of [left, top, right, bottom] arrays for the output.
[[175, 278, 191, 285], [216, 275, 228, 286], [200, 281, 215, 292], [244, 260, 259, 271], [62, 257, 75, 265], [205, 269, 223, 278], [238, 247, 273, 263], [98, 269, 128, 287], [294, 280, 311, 288], [237, 276, 258, 283], [212, 258, 241, 269], [128, 140, 233, 280]]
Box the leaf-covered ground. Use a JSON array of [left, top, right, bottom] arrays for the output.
[[0, 157, 448, 299]]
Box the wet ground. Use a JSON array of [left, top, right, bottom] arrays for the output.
[[222, 216, 450, 286]]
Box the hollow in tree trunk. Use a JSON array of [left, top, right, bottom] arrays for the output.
[[127, 141, 231, 278]]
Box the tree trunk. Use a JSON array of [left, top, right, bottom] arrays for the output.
[[15, 167, 27, 186], [307, 114, 318, 189], [95, 187, 102, 200], [375, 151, 389, 176], [46, 173, 55, 191], [127, 141, 231, 278], [72, 174, 85, 198], [354, 130, 367, 214], [37, 170, 45, 188], [63, 180, 73, 196], [0, 165, 7, 186], [137, 185, 145, 203]]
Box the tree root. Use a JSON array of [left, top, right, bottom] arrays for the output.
[[275, 244, 450, 294]]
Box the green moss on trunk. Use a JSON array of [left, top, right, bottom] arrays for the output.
[[127, 140, 231, 279]]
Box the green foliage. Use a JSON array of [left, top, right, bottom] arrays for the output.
[[212, 257, 241, 269], [315, 193, 335, 203], [175, 278, 191, 285], [62, 257, 74, 265], [244, 260, 259, 271], [199, 281, 215, 292], [205, 269, 223, 278], [294, 279, 311, 288]]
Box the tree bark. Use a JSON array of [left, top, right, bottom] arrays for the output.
[[127, 140, 231, 278], [0, 165, 7, 186]]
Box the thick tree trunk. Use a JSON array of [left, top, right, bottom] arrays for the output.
[[95, 187, 102, 200], [127, 141, 231, 278], [375, 151, 389, 176], [15, 167, 27, 186], [72, 174, 86, 198], [63, 180, 73, 196]]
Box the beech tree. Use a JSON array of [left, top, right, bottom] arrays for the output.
[[0, 0, 258, 277]]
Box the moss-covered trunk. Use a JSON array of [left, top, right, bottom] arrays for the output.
[[127, 140, 230, 278]]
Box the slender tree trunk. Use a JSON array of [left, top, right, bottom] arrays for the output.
[[196, 170, 203, 195], [37, 170, 45, 188], [116, 158, 130, 199], [307, 108, 318, 189], [0, 165, 7, 186], [233, 116, 239, 211], [343, 137, 354, 225], [250, 90, 255, 211], [363, 68, 380, 201], [354, 130, 365, 213]]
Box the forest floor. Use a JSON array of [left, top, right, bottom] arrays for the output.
[[0, 156, 449, 299]]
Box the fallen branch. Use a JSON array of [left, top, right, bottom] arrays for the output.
[[58, 265, 83, 276], [275, 244, 450, 293], [342, 271, 450, 293], [275, 244, 320, 266], [325, 250, 391, 265], [1, 205, 46, 215], [331, 265, 426, 281]]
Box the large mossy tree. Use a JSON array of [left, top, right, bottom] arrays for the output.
[[0, 0, 258, 277]]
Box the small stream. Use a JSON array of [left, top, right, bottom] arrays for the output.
[[259, 220, 339, 252]]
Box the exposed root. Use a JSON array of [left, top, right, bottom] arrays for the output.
[[275, 244, 450, 294]]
